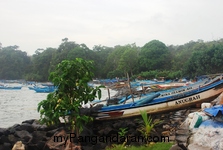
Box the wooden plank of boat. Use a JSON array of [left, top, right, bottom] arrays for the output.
[[96, 110, 124, 119]]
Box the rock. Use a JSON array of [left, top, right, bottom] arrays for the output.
[[0, 128, 8, 136], [175, 135, 188, 142], [8, 134, 19, 144], [163, 124, 171, 130], [91, 142, 107, 150], [8, 124, 21, 134], [176, 129, 189, 135], [2, 142, 12, 150], [162, 131, 170, 136], [0, 135, 10, 144], [79, 126, 94, 144], [0, 105, 197, 149], [46, 127, 63, 137], [31, 131, 47, 143], [12, 141, 25, 150], [169, 143, 186, 150], [82, 145, 94, 150], [27, 144, 38, 150], [112, 121, 123, 129], [128, 128, 139, 136], [20, 123, 34, 133], [32, 120, 47, 131], [14, 130, 33, 144], [125, 120, 136, 128], [169, 135, 176, 141], [98, 126, 113, 135], [22, 119, 35, 124], [36, 141, 47, 150]]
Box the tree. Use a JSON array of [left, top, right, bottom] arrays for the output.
[[183, 41, 223, 77], [0, 46, 30, 79], [37, 58, 102, 147], [118, 44, 139, 77], [139, 40, 171, 72], [93, 45, 113, 78], [31, 47, 56, 81], [104, 45, 127, 78]]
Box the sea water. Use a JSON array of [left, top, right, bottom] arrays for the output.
[[0, 86, 117, 128]]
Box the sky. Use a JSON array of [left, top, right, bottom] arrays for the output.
[[1, 0, 223, 55]]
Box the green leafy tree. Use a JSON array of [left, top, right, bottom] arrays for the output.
[[183, 41, 223, 77], [139, 40, 171, 72], [31, 47, 56, 81], [92, 45, 113, 78], [38, 58, 102, 138], [104, 45, 125, 78], [0, 46, 30, 79], [118, 44, 139, 77]]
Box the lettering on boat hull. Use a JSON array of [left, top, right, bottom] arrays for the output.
[[161, 87, 192, 97], [175, 95, 200, 105]]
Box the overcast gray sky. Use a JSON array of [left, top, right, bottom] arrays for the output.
[[1, 0, 223, 55]]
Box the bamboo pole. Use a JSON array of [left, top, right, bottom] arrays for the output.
[[107, 88, 111, 100], [127, 72, 134, 103]]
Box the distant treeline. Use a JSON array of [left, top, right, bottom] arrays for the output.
[[1, 38, 223, 81]]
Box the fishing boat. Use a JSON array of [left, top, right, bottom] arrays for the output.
[[28, 82, 57, 93], [0, 84, 22, 90], [31, 85, 56, 93], [91, 75, 223, 120], [32, 86, 56, 93]]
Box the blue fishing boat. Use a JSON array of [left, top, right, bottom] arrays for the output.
[[92, 75, 223, 120], [28, 82, 57, 93], [0, 84, 22, 90], [32, 86, 56, 93]]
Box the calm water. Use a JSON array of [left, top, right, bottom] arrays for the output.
[[0, 86, 116, 128]]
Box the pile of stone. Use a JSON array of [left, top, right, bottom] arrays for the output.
[[0, 119, 66, 150], [0, 106, 203, 150], [0, 109, 192, 150]]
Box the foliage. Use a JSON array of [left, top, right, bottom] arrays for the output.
[[92, 45, 113, 78], [106, 142, 173, 150], [183, 41, 223, 78], [32, 47, 56, 81], [118, 44, 139, 77], [1, 38, 223, 80], [0, 46, 30, 79], [104, 45, 126, 77], [107, 69, 123, 79], [138, 110, 162, 145], [118, 127, 128, 137], [37, 58, 102, 135], [135, 70, 182, 80], [117, 127, 128, 147], [139, 40, 171, 72]]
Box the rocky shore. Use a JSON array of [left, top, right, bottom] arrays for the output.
[[0, 106, 200, 150], [0, 119, 66, 150], [2, 92, 223, 150]]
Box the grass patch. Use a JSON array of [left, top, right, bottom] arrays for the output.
[[106, 142, 174, 150]]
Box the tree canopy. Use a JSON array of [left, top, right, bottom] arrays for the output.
[[1, 38, 223, 80]]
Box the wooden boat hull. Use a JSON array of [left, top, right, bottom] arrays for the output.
[[95, 79, 223, 120]]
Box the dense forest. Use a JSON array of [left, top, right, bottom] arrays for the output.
[[1, 38, 223, 81]]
